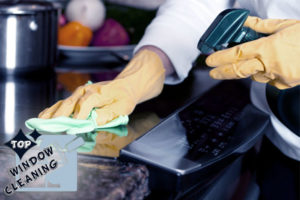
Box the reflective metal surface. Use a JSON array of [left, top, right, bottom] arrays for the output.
[[0, 1, 58, 74], [0, 73, 56, 143], [0, 67, 163, 158], [0, 1, 56, 14]]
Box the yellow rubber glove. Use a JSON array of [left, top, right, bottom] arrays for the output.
[[39, 49, 165, 125], [206, 16, 300, 89]]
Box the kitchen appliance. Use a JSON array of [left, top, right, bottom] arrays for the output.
[[120, 80, 269, 198], [0, 0, 58, 74]]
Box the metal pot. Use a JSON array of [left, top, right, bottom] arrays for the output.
[[0, 0, 58, 74]]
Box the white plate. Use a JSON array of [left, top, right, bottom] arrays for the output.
[[58, 45, 136, 64]]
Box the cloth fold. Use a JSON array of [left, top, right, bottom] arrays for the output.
[[25, 108, 129, 135]]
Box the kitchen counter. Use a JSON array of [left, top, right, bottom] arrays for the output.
[[0, 63, 299, 200]]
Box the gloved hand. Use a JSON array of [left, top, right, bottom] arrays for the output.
[[206, 16, 300, 89], [39, 49, 165, 125]]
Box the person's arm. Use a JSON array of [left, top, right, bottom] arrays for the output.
[[39, 0, 234, 125], [137, 45, 174, 76], [135, 0, 234, 84]]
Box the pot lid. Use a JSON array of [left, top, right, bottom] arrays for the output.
[[0, 0, 56, 15]]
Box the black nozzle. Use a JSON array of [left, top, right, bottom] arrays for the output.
[[197, 9, 266, 54]]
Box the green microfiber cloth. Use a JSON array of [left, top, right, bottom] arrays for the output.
[[76, 132, 98, 153], [25, 108, 129, 135]]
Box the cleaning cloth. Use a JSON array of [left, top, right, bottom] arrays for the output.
[[25, 108, 129, 135]]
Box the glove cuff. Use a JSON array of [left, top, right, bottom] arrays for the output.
[[115, 49, 166, 103]]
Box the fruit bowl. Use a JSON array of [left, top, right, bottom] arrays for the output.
[[58, 2, 156, 64]]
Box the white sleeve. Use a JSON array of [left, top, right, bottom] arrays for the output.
[[134, 0, 234, 84]]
